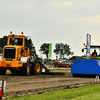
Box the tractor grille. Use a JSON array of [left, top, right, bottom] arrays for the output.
[[4, 47, 16, 59]]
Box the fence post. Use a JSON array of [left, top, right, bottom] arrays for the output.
[[95, 75, 99, 86], [0, 79, 4, 100]]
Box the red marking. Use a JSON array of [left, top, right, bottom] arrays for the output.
[[0, 89, 2, 97], [42, 64, 46, 69]]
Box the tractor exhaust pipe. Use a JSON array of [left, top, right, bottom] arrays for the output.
[[11, 34, 15, 45]]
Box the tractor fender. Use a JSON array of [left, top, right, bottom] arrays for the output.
[[0, 54, 3, 60], [0, 56, 3, 60], [20, 57, 30, 63]]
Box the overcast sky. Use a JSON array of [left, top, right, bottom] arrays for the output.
[[0, 0, 100, 59]]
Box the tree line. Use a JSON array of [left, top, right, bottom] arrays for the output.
[[0, 36, 74, 59], [40, 43, 74, 59]]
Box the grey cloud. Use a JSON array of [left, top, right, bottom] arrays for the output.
[[0, 0, 100, 58]]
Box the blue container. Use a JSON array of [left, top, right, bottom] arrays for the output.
[[71, 59, 100, 75]]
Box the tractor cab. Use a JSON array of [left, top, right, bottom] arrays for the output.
[[10, 38, 23, 46], [90, 45, 100, 59], [82, 45, 100, 60], [7, 31, 26, 47]]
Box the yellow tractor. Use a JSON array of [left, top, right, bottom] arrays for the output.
[[0, 31, 44, 76]]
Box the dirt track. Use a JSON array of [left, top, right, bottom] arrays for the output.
[[1, 71, 95, 98]]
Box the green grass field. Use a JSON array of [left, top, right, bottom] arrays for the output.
[[3, 83, 100, 100]]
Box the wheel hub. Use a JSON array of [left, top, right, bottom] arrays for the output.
[[36, 63, 40, 72]]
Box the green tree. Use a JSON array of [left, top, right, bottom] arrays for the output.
[[54, 43, 74, 59], [27, 39, 35, 50], [39, 43, 49, 58], [53, 43, 60, 55], [0, 36, 8, 51]]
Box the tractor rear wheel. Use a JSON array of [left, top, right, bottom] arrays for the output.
[[33, 60, 42, 75], [0, 68, 6, 75]]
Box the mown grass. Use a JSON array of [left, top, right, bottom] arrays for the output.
[[50, 69, 70, 72], [3, 83, 100, 100], [49, 67, 71, 72]]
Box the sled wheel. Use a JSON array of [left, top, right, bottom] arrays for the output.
[[73, 74, 76, 77]]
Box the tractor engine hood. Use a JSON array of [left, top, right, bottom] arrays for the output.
[[3, 45, 24, 61]]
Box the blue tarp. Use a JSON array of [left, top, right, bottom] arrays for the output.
[[71, 59, 100, 75]]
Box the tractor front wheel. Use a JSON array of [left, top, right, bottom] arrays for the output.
[[0, 68, 6, 75], [20, 59, 30, 76]]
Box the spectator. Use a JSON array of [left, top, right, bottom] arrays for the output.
[[92, 50, 97, 57]]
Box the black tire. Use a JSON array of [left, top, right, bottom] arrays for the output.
[[20, 58, 30, 76], [0, 68, 6, 75], [10, 70, 19, 75], [32, 60, 42, 75], [73, 74, 76, 77]]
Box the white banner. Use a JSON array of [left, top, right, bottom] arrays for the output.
[[86, 34, 91, 58]]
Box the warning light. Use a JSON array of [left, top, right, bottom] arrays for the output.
[[1, 61, 6, 66], [21, 31, 23, 34], [10, 31, 12, 34], [83, 43, 85, 45]]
